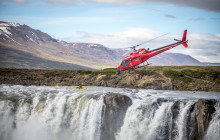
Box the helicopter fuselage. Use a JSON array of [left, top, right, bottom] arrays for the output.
[[117, 39, 188, 71], [118, 48, 149, 70]]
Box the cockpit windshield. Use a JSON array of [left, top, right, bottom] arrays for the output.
[[119, 62, 122, 66]]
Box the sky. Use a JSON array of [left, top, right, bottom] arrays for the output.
[[0, 0, 220, 63]]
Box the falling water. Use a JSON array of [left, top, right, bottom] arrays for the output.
[[0, 85, 220, 140]]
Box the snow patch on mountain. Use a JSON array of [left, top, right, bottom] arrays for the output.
[[0, 26, 12, 35], [88, 44, 99, 47], [0, 22, 21, 36], [26, 35, 37, 44]]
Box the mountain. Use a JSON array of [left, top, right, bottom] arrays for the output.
[[0, 21, 218, 69], [0, 45, 93, 70], [202, 62, 220, 66], [0, 21, 123, 69], [148, 52, 205, 66]]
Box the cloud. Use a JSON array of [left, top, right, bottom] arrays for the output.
[[189, 18, 205, 21], [164, 14, 176, 19], [63, 28, 220, 63], [63, 28, 160, 48], [47, 0, 72, 4], [34, 17, 117, 25], [0, 15, 117, 27], [210, 18, 220, 20], [0, 0, 27, 5], [172, 34, 220, 62], [13, 0, 26, 3], [2, 0, 220, 12], [46, 0, 220, 12], [3, 0, 220, 12], [189, 17, 220, 21]]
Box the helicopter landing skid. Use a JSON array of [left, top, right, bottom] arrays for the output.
[[141, 62, 152, 70], [128, 62, 152, 74]]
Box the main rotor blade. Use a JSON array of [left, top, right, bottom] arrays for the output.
[[123, 49, 132, 56], [130, 32, 170, 50]]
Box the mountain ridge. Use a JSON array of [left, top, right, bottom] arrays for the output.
[[0, 21, 123, 69]]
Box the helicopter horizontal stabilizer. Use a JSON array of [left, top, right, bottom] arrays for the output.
[[174, 39, 181, 41], [182, 43, 188, 48]]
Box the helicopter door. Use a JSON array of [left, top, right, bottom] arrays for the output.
[[122, 59, 129, 68]]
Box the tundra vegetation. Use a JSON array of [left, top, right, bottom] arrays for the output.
[[0, 66, 219, 92]]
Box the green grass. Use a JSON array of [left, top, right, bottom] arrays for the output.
[[138, 69, 162, 78], [163, 70, 192, 84], [0, 69, 28, 76], [0, 66, 219, 78], [0, 67, 219, 91], [44, 70, 73, 78], [181, 69, 220, 80], [78, 68, 117, 76]]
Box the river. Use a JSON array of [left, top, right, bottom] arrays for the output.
[[0, 85, 220, 140]]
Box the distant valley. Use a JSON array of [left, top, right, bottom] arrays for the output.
[[0, 21, 219, 70]]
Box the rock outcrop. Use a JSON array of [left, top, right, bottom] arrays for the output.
[[195, 99, 216, 139], [169, 99, 217, 140], [101, 93, 132, 140]]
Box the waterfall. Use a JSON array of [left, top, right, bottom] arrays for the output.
[[0, 85, 220, 140]]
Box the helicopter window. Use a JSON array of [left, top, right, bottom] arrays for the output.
[[130, 58, 132, 62], [126, 59, 128, 63], [123, 59, 128, 64]]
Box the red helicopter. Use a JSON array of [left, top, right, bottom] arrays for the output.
[[116, 30, 188, 74]]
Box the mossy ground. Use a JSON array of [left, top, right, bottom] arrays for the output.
[[0, 66, 219, 91]]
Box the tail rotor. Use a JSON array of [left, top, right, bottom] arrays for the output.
[[174, 29, 188, 47]]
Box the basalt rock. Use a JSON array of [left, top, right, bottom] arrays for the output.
[[195, 99, 216, 140], [101, 93, 132, 140], [157, 99, 217, 140]]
